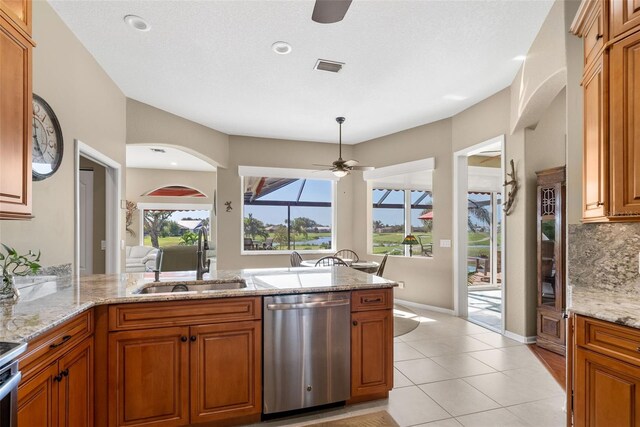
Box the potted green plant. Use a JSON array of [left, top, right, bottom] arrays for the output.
[[0, 244, 41, 300]]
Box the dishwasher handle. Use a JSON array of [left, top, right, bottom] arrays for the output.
[[267, 299, 350, 311]]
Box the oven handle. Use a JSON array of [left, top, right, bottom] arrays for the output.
[[267, 299, 350, 310], [0, 370, 21, 401]]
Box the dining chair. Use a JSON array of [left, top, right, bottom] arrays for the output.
[[315, 256, 349, 267], [376, 254, 389, 277], [290, 251, 303, 267], [244, 238, 254, 251], [334, 249, 359, 262]]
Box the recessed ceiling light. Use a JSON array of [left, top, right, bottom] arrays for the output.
[[272, 41, 292, 55], [170, 162, 178, 166], [124, 15, 150, 32], [513, 55, 527, 61], [443, 94, 467, 101]]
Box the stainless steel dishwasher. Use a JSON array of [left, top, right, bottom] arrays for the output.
[[263, 292, 351, 414]]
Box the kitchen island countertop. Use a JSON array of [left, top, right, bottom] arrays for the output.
[[569, 286, 640, 329], [1, 267, 397, 343]]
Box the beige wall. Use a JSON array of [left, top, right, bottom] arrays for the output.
[[216, 136, 356, 270], [79, 157, 106, 274], [127, 99, 229, 168], [125, 168, 217, 246], [352, 119, 453, 309], [0, 1, 126, 270]]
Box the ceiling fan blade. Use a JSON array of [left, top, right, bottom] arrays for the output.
[[313, 163, 334, 167], [312, 0, 353, 23], [344, 159, 359, 167], [350, 166, 374, 171]]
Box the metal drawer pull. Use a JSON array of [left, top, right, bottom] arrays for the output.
[[596, 34, 603, 40], [636, 346, 640, 352], [363, 297, 382, 303], [267, 299, 350, 310], [49, 335, 72, 349]]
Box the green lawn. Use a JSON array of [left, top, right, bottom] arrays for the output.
[[143, 236, 186, 247]]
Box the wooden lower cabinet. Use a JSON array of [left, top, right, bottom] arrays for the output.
[[350, 309, 393, 400], [108, 327, 190, 427], [18, 336, 94, 427], [106, 298, 262, 427], [574, 348, 640, 426], [190, 321, 261, 424]]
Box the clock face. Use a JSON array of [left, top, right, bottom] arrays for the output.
[[32, 95, 63, 181]]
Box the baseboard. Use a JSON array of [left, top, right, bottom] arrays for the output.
[[504, 330, 537, 344], [394, 298, 455, 316]]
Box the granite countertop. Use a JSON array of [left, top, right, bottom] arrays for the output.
[[569, 286, 640, 329], [1, 267, 397, 343]]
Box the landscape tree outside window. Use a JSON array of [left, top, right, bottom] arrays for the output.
[[242, 177, 334, 252], [143, 210, 210, 248], [372, 189, 433, 257]]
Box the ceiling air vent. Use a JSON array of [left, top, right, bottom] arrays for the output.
[[314, 59, 344, 73], [150, 148, 166, 153]]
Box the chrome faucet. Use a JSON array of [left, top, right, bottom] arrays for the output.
[[196, 226, 210, 280]]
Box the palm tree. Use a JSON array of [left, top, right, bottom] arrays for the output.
[[468, 200, 491, 232], [244, 214, 268, 240]]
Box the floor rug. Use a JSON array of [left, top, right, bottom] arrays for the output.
[[303, 411, 400, 427], [393, 304, 420, 337]]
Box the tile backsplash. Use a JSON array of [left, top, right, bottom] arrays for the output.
[[568, 223, 640, 294]]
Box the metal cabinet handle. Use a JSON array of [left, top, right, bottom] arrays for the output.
[[363, 297, 382, 304], [50, 335, 72, 349], [267, 299, 350, 310], [636, 346, 640, 352], [352, 320, 358, 326], [180, 336, 188, 342], [190, 336, 196, 342], [596, 201, 604, 206], [54, 373, 63, 382], [596, 34, 603, 40], [61, 368, 69, 377]]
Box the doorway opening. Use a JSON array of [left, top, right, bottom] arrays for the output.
[[75, 140, 122, 275], [453, 136, 505, 333]]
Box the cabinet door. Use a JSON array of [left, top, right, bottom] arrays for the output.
[[610, 31, 640, 217], [582, 53, 609, 220], [351, 310, 393, 398], [189, 321, 261, 424], [0, 0, 30, 35], [574, 348, 640, 427], [109, 327, 190, 427], [611, 0, 640, 39], [17, 361, 59, 427], [59, 337, 93, 427], [0, 18, 31, 219]]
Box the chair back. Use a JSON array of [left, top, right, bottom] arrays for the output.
[[244, 238, 254, 251], [263, 238, 274, 249], [417, 235, 433, 256], [334, 249, 359, 262], [290, 251, 303, 267], [376, 254, 389, 277], [315, 256, 349, 267]]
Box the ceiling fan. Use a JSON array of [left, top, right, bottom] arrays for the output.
[[312, 0, 353, 24], [314, 117, 373, 177]]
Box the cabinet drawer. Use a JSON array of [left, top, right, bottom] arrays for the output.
[[108, 297, 261, 331], [19, 309, 93, 379], [576, 315, 640, 366], [351, 289, 393, 312]]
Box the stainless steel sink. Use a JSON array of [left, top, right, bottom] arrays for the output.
[[134, 280, 247, 294]]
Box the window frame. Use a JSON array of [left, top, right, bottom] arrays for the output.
[[240, 176, 338, 255]]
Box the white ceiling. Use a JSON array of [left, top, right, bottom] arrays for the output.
[[49, 0, 553, 144], [126, 145, 217, 171]]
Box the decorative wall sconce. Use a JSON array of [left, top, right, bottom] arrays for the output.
[[503, 159, 518, 215]]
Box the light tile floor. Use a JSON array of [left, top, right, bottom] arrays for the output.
[[251, 307, 565, 427]]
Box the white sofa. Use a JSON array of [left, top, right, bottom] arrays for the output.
[[125, 246, 159, 273]]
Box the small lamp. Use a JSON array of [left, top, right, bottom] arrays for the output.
[[402, 234, 419, 257]]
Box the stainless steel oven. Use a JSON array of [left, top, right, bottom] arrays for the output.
[[0, 342, 26, 427]]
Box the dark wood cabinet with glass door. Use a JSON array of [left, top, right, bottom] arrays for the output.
[[536, 166, 566, 356]]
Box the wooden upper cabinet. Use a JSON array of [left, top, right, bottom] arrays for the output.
[[0, 17, 32, 219], [610, 30, 640, 216], [0, 0, 30, 36], [583, 1, 606, 70], [610, 0, 640, 39], [582, 54, 609, 220]]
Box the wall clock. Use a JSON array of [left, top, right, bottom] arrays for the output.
[[32, 94, 63, 181]]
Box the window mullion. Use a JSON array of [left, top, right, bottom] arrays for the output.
[[405, 190, 411, 256]]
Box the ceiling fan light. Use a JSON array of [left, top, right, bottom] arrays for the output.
[[332, 170, 349, 178]]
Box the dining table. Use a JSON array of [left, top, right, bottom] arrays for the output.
[[299, 259, 380, 274]]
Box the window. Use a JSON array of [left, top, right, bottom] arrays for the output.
[[372, 189, 433, 257], [242, 176, 335, 252], [364, 158, 435, 258]]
